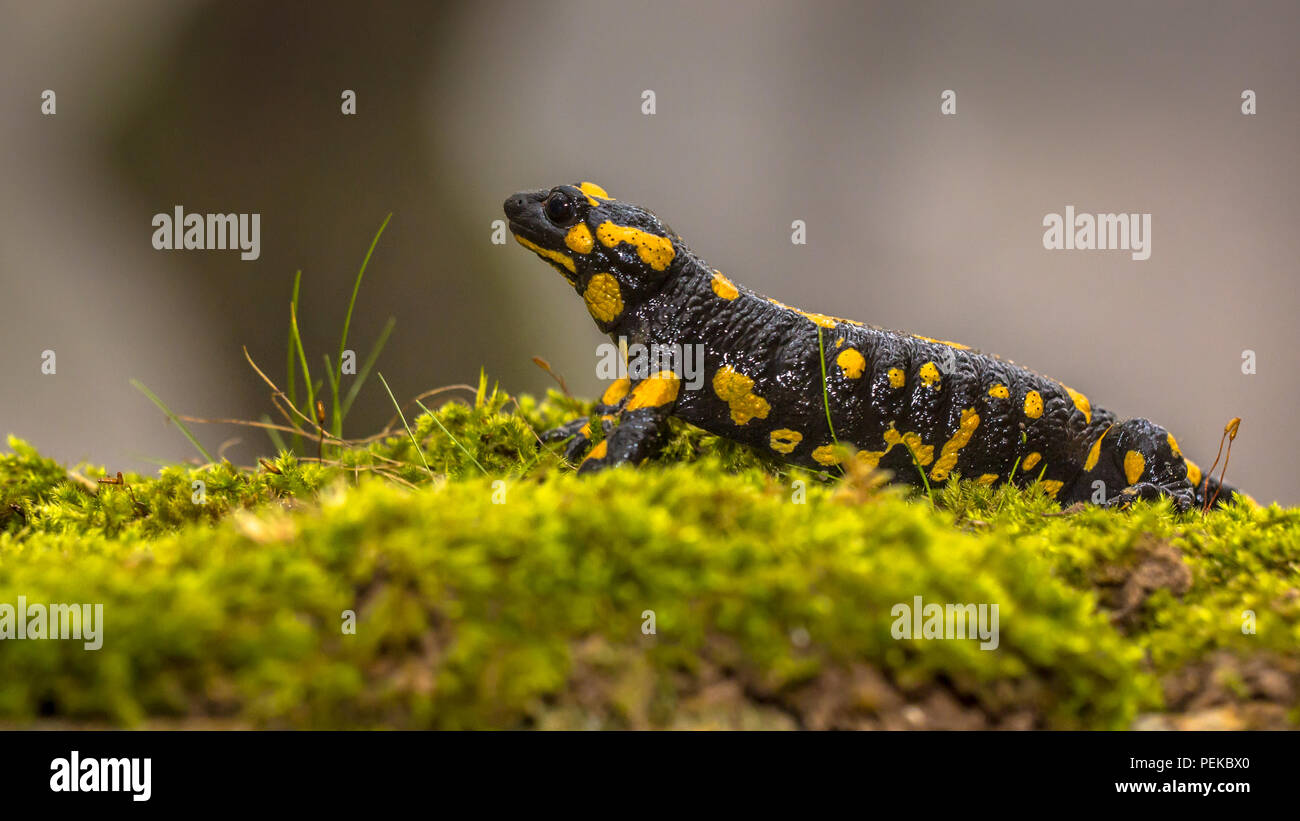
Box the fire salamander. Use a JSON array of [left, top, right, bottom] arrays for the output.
[[505, 182, 1244, 511]]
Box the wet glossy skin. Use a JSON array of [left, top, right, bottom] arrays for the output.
[[505, 182, 1238, 511]]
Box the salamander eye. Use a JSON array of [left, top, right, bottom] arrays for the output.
[[543, 191, 580, 226]]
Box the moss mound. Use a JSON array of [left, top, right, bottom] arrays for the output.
[[1, 383, 1296, 729]]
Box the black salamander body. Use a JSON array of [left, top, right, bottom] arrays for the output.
[[505, 182, 1242, 511]]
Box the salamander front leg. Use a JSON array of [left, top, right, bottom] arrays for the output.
[[577, 372, 681, 474], [541, 377, 633, 462]]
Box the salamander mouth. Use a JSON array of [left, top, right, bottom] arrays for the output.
[[503, 192, 559, 248], [505, 218, 544, 246], [503, 189, 585, 285], [507, 224, 579, 283]]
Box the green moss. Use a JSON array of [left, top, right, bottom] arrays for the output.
[[0, 384, 1296, 729]]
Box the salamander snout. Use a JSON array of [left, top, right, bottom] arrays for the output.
[[503, 193, 530, 221]]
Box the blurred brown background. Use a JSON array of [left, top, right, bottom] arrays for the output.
[[1, 0, 1296, 502]]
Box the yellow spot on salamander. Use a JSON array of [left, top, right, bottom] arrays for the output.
[[583, 273, 624, 323], [919, 362, 941, 389], [883, 427, 934, 466], [799, 311, 840, 329], [835, 348, 866, 379], [769, 429, 803, 454], [1062, 385, 1091, 423], [1023, 390, 1043, 419], [913, 334, 971, 350], [852, 424, 936, 469], [583, 440, 608, 463], [855, 450, 883, 468], [712, 366, 771, 425], [765, 298, 863, 329], [1124, 450, 1146, 485], [513, 234, 575, 276], [1185, 458, 1202, 487], [888, 368, 905, 388], [625, 370, 681, 411], [601, 377, 631, 406], [988, 383, 1009, 399], [930, 408, 980, 481], [578, 181, 611, 206], [1022, 452, 1041, 471], [1084, 425, 1113, 472], [711, 270, 739, 300], [565, 223, 594, 254], [835, 337, 844, 348], [1042, 479, 1064, 498], [811, 444, 840, 465], [976, 473, 998, 486], [596, 222, 675, 271], [1167, 433, 1181, 458]]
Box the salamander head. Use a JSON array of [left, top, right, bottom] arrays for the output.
[[504, 183, 682, 329]]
